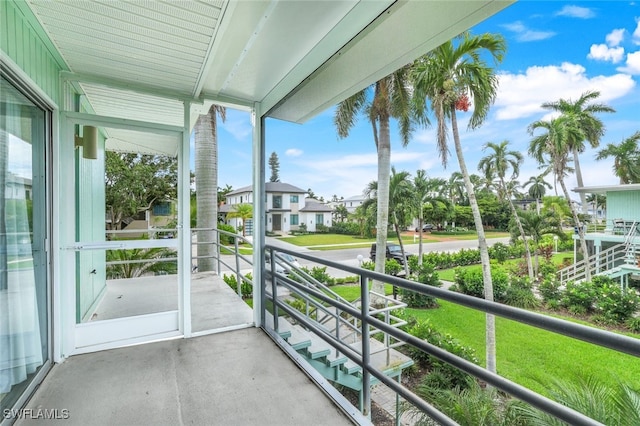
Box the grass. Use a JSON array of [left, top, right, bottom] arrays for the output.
[[331, 283, 395, 301], [436, 252, 572, 282], [280, 230, 509, 250], [406, 301, 640, 397]]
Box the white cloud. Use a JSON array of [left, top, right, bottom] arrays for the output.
[[555, 5, 595, 19], [285, 148, 303, 157], [501, 21, 555, 42], [617, 50, 640, 74], [606, 28, 626, 47], [587, 44, 625, 63], [220, 111, 252, 141], [494, 62, 636, 120], [634, 19, 640, 44]]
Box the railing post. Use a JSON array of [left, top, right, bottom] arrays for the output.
[[216, 230, 221, 275], [235, 236, 242, 297], [270, 248, 279, 332], [360, 273, 371, 419]]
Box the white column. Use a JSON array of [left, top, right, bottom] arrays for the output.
[[252, 103, 265, 326], [179, 100, 192, 337]]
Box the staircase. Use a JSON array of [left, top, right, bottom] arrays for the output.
[[558, 222, 640, 285]]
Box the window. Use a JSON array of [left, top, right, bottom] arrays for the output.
[[290, 214, 299, 225], [290, 195, 299, 203], [315, 214, 324, 225], [273, 195, 282, 208], [153, 202, 171, 216]]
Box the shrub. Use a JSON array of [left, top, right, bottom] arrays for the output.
[[489, 242, 510, 263], [453, 267, 508, 301], [329, 221, 360, 235], [503, 276, 539, 309], [593, 282, 640, 324], [217, 223, 237, 244], [627, 317, 640, 333], [315, 223, 330, 234], [561, 281, 595, 314], [401, 262, 441, 307], [385, 259, 402, 276], [539, 276, 562, 302]]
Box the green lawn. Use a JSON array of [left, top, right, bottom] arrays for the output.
[[280, 230, 509, 250], [436, 252, 573, 282], [331, 283, 395, 301], [407, 301, 640, 396]]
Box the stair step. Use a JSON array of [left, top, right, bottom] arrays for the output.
[[305, 333, 332, 360], [343, 359, 362, 375], [325, 351, 348, 368], [288, 325, 312, 351]]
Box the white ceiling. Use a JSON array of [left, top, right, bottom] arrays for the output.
[[26, 0, 514, 154]]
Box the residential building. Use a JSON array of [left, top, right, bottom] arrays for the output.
[[341, 194, 368, 214], [220, 182, 331, 234]]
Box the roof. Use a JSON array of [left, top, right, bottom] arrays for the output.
[[227, 182, 306, 196], [300, 199, 333, 213], [23, 0, 512, 154], [343, 194, 366, 202], [573, 184, 640, 194]]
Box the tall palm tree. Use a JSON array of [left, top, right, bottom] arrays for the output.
[[541, 90, 615, 213], [195, 104, 226, 272], [414, 172, 451, 264], [335, 66, 425, 294], [412, 32, 506, 374], [478, 140, 534, 280], [513, 209, 564, 276], [447, 171, 466, 205], [529, 116, 592, 281], [595, 131, 640, 184], [524, 173, 552, 213]]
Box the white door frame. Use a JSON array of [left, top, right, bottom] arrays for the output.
[[59, 111, 190, 355]]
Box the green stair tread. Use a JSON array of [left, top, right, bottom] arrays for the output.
[[288, 325, 312, 350], [325, 351, 348, 367]]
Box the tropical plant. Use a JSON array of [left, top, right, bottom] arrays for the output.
[[106, 247, 177, 279], [595, 131, 640, 184], [529, 116, 592, 281], [414, 171, 451, 264], [195, 104, 226, 272], [478, 140, 533, 280], [334, 65, 425, 294], [412, 31, 506, 373], [510, 209, 564, 277], [227, 203, 253, 236], [541, 90, 615, 213], [524, 173, 552, 214]]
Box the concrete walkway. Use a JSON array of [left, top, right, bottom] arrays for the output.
[[17, 328, 354, 426]]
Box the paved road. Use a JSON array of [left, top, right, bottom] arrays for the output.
[[262, 236, 512, 277]]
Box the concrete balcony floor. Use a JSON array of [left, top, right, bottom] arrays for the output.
[[17, 328, 353, 426]]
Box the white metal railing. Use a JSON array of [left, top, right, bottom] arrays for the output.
[[558, 243, 627, 284]]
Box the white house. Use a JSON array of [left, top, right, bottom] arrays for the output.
[[221, 182, 331, 234], [340, 194, 367, 214]]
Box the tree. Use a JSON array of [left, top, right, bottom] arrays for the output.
[[332, 204, 349, 222], [478, 140, 534, 280], [541, 90, 615, 213], [529, 116, 592, 281], [511, 209, 564, 276], [106, 246, 177, 279], [334, 65, 425, 295], [412, 32, 506, 374], [586, 193, 606, 223], [217, 184, 233, 205], [195, 104, 226, 272], [524, 173, 552, 214], [268, 151, 280, 182], [227, 203, 253, 237], [595, 131, 640, 184], [414, 171, 451, 263], [105, 152, 177, 231], [306, 188, 316, 199]]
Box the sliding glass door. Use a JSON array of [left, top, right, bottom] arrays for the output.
[[0, 75, 50, 414]]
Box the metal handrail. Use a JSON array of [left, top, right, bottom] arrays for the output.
[[558, 243, 627, 284], [263, 243, 640, 426]]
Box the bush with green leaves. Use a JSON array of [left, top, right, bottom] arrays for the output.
[[217, 223, 237, 244], [561, 281, 596, 315], [401, 262, 441, 308], [627, 317, 640, 333], [453, 267, 508, 301], [488, 242, 510, 263], [502, 276, 539, 309], [222, 273, 253, 298], [329, 221, 360, 235], [539, 276, 562, 303], [593, 281, 640, 324]]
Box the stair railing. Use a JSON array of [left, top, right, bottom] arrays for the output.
[[557, 243, 627, 285]]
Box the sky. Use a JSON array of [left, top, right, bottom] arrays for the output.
[[199, 1, 640, 202]]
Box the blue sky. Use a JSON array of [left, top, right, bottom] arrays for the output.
[[201, 1, 640, 201]]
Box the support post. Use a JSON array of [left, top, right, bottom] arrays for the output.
[[360, 274, 371, 419], [251, 103, 266, 326]]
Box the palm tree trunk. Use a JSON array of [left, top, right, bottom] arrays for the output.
[[372, 115, 391, 296], [195, 111, 218, 272], [559, 177, 591, 281], [393, 220, 410, 277], [502, 178, 534, 280], [418, 215, 424, 266], [573, 147, 588, 214], [451, 109, 496, 374]]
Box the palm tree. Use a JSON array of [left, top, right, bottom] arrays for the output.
[[595, 131, 640, 184], [106, 247, 178, 279], [412, 31, 506, 374], [541, 90, 615, 213], [413, 169, 431, 264], [585, 193, 606, 223], [195, 104, 226, 272], [447, 171, 466, 205], [524, 173, 552, 213], [335, 66, 425, 294], [478, 140, 534, 280], [513, 209, 564, 276], [227, 203, 253, 237], [529, 116, 592, 281]]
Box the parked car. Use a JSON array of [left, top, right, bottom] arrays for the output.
[[265, 252, 301, 275], [369, 243, 410, 266], [414, 223, 434, 232]]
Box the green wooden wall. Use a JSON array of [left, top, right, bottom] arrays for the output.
[[1, 0, 67, 105], [608, 190, 640, 224]]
